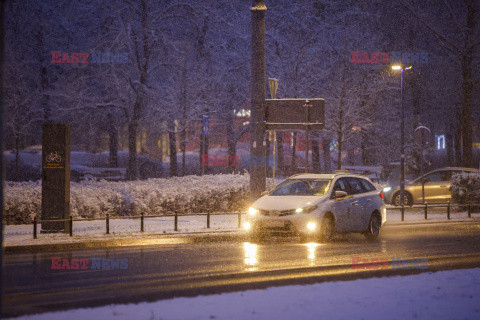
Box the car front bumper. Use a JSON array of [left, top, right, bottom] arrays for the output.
[[244, 213, 321, 236]]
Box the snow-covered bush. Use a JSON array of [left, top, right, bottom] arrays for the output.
[[4, 173, 252, 225], [4, 181, 42, 224], [450, 172, 480, 205]]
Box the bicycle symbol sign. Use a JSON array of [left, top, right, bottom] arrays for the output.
[[46, 151, 62, 163]]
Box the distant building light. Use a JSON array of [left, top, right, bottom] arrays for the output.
[[436, 135, 445, 150], [330, 139, 338, 151], [234, 109, 251, 118], [473, 142, 480, 149]]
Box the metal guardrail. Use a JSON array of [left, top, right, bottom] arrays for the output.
[[32, 212, 245, 239], [388, 202, 480, 222]]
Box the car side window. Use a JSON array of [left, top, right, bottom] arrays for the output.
[[332, 178, 349, 195], [346, 177, 364, 195], [424, 171, 443, 182], [359, 179, 376, 192], [441, 171, 452, 181]]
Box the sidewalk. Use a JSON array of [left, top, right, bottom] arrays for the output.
[[3, 211, 480, 253], [4, 214, 242, 252]]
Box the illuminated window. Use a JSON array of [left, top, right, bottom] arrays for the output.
[[330, 139, 338, 151], [436, 135, 445, 150], [473, 142, 480, 149]]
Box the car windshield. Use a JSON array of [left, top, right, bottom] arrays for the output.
[[270, 179, 331, 196]]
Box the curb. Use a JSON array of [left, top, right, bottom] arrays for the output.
[[4, 231, 245, 254]]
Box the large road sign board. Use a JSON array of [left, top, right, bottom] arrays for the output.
[[265, 98, 325, 130]]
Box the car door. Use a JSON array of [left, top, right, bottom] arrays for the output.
[[357, 178, 379, 230], [423, 170, 451, 203], [330, 177, 355, 232], [438, 170, 453, 202], [345, 177, 369, 231]]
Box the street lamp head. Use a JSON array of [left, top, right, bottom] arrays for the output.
[[251, 0, 267, 11], [391, 65, 413, 71], [268, 78, 279, 99]]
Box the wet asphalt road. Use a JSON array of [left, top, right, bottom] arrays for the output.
[[3, 221, 480, 317]]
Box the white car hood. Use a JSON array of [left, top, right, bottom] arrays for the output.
[[252, 195, 325, 211]]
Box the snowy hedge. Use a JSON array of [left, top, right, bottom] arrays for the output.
[[4, 174, 253, 225], [450, 172, 480, 205]]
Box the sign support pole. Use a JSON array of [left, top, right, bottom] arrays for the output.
[[305, 102, 311, 173]]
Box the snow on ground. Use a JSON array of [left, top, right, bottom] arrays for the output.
[[386, 207, 480, 223], [4, 210, 479, 247], [7, 268, 480, 320]]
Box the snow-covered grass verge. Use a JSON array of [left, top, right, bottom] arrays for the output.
[[4, 214, 242, 246], [386, 207, 480, 223], [4, 174, 253, 225], [7, 268, 480, 320]]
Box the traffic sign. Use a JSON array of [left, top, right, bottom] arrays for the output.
[[202, 115, 209, 136], [413, 126, 432, 147], [265, 98, 325, 130]]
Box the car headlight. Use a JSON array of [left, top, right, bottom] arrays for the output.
[[295, 205, 318, 214], [248, 207, 258, 216], [382, 186, 392, 193]]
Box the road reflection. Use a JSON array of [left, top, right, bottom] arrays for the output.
[[243, 242, 258, 270], [305, 242, 320, 263]]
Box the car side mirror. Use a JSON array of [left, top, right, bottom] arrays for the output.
[[335, 190, 348, 199]]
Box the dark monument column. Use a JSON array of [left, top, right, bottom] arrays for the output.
[[41, 123, 70, 233], [250, 0, 267, 199]]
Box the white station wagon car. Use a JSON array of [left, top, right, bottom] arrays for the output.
[[244, 173, 387, 242]]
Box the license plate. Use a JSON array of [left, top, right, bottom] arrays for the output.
[[263, 220, 285, 228]]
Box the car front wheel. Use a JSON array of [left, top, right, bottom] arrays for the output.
[[248, 229, 265, 243], [320, 215, 335, 241]]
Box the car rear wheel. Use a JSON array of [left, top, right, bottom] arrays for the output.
[[392, 191, 413, 206], [365, 213, 381, 241]]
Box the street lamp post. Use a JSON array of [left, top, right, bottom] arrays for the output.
[[392, 65, 412, 210], [268, 78, 278, 189], [0, 1, 5, 315]]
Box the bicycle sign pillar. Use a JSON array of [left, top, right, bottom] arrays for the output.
[[41, 123, 71, 233]]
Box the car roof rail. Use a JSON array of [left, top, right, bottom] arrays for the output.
[[288, 173, 305, 178]]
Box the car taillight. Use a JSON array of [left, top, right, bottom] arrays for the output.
[[379, 192, 384, 200]]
